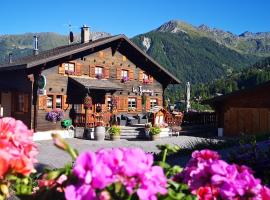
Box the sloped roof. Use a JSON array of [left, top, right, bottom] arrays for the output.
[[69, 77, 123, 91], [0, 35, 180, 84]]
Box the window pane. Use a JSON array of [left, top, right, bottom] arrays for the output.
[[128, 98, 136, 108], [143, 73, 149, 80], [121, 70, 128, 78], [47, 95, 53, 108], [107, 97, 112, 110], [56, 95, 62, 109], [150, 99, 157, 108]]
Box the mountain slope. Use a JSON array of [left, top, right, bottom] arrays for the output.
[[132, 31, 258, 84], [156, 20, 270, 57]]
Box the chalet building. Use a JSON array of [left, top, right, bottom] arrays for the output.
[[204, 81, 270, 136], [0, 26, 180, 132]]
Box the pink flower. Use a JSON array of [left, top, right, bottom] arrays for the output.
[[0, 150, 10, 178], [0, 117, 37, 177]]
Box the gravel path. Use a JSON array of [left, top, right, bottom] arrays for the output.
[[36, 136, 210, 168]]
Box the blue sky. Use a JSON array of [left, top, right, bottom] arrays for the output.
[[0, 0, 269, 37]]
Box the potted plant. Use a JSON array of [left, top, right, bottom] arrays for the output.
[[45, 109, 64, 123], [150, 126, 161, 140], [121, 76, 129, 83], [108, 126, 121, 141]]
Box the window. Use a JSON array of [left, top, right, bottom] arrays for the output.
[[121, 70, 128, 78], [95, 67, 103, 78], [128, 98, 137, 108], [64, 63, 75, 74], [46, 95, 53, 109], [14, 93, 28, 113], [17, 94, 24, 112], [74, 104, 84, 113], [150, 99, 157, 108], [107, 97, 112, 111], [56, 95, 62, 109], [142, 73, 149, 80]]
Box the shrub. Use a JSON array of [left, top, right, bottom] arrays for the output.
[[108, 126, 121, 136], [45, 109, 64, 122], [150, 126, 161, 135]]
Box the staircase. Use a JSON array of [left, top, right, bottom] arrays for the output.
[[120, 125, 145, 139]]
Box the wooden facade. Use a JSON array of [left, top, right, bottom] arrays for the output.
[[205, 82, 270, 136], [0, 34, 180, 131]]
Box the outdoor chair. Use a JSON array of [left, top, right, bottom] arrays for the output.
[[117, 115, 127, 126], [126, 115, 139, 126], [137, 114, 148, 124]]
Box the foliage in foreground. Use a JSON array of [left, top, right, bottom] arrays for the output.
[[1, 117, 270, 200]]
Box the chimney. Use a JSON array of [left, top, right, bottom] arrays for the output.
[[8, 53, 13, 63], [81, 25, 90, 43], [33, 35, 39, 55]]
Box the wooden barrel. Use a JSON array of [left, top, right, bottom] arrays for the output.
[[94, 126, 106, 141]]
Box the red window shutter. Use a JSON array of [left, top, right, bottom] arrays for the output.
[[129, 69, 134, 80], [23, 94, 29, 112], [145, 96, 151, 111], [89, 65, 95, 78], [63, 95, 69, 110], [137, 96, 142, 112], [116, 68, 121, 80], [104, 66, 110, 79], [101, 103, 107, 112], [58, 64, 65, 74], [139, 70, 144, 82], [38, 95, 47, 110], [157, 97, 163, 106], [76, 63, 82, 76]]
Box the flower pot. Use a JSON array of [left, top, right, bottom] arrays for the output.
[[111, 135, 121, 141], [151, 134, 160, 141], [94, 126, 106, 141]]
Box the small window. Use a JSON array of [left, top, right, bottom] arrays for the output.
[[95, 67, 103, 78], [143, 73, 149, 80], [128, 98, 137, 108], [107, 97, 112, 111], [74, 104, 83, 113], [56, 95, 62, 109], [150, 99, 157, 108], [47, 95, 53, 109], [64, 63, 75, 74], [121, 70, 128, 78], [17, 94, 24, 112]]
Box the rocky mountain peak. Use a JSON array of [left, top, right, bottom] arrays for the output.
[[156, 20, 195, 33]]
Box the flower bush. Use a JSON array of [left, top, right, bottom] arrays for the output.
[[46, 109, 64, 122], [143, 79, 150, 85], [121, 76, 129, 83], [177, 149, 270, 200], [95, 73, 103, 79], [0, 117, 37, 199]]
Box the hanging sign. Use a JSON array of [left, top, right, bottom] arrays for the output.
[[132, 86, 154, 96], [38, 75, 46, 89]]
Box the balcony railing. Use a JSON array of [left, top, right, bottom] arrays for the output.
[[74, 112, 111, 128]]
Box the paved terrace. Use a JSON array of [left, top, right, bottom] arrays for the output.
[[36, 136, 212, 169]]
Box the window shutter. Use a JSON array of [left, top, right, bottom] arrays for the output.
[[76, 63, 82, 76], [157, 97, 163, 106], [117, 96, 128, 112], [116, 68, 121, 80], [89, 65, 95, 78], [38, 95, 47, 110], [104, 66, 110, 79], [101, 103, 107, 112], [129, 69, 134, 80], [23, 94, 29, 112], [139, 70, 144, 82], [63, 95, 69, 110], [137, 96, 142, 112], [146, 96, 151, 111], [58, 64, 65, 74]]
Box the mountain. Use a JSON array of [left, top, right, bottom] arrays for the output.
[[155, 20, 270, 57], [132, 26, 258, 85], [192, 56, 270, 99], [0, 31, 110, 62]]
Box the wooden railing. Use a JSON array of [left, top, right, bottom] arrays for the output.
[[183, 112, 217, 126], [74, 112, 112, 128], [165, 112, 184, 126]]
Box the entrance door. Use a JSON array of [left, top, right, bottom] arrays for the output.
[[0, 92, 12, 117]]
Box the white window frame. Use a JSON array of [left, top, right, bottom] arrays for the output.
[[64, 63, 75, 73], [128, 98, 137, 108], [107, 97, 112, 111], [150, 99, 157, 108], [47, 95, 53, 109], [95, 67, 103, 75], [143, 72, 149, 80], [56, 95, 62, 109], [121, 70, 128, 78]]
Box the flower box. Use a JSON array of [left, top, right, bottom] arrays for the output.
[[45, 109, 64, 122], [121, 76, 129, 83]]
